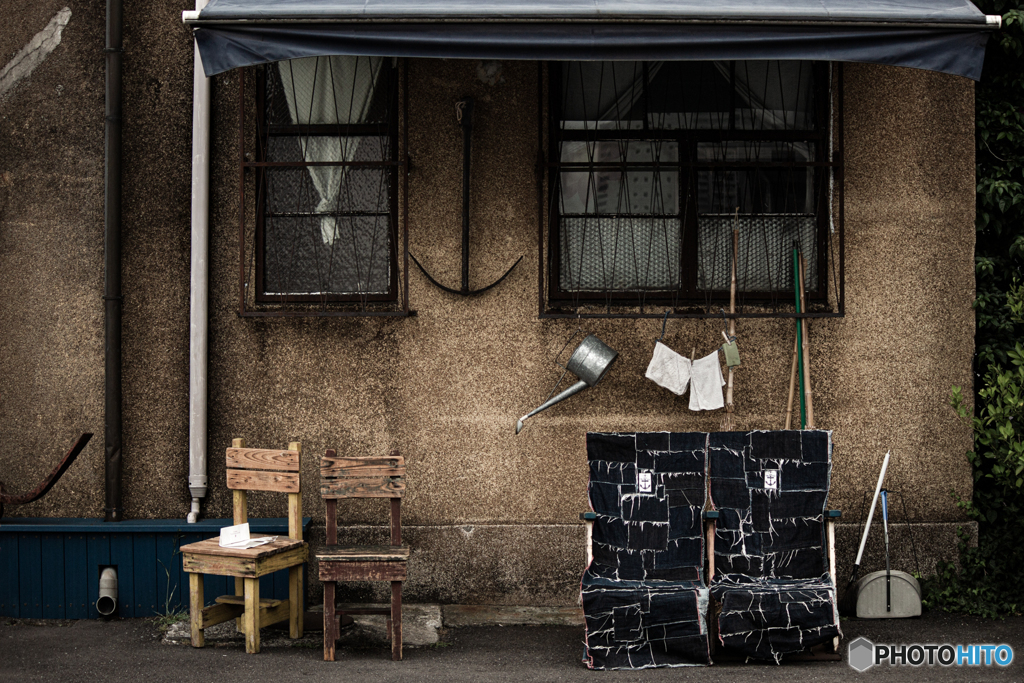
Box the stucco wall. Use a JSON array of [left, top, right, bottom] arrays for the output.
[[0, 4, 975, 605]]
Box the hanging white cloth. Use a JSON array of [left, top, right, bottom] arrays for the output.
[[278, 55, 383, 246], [645, 342, 692, 396], [689, 350, 726, 411]]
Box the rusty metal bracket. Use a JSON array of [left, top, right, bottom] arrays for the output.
[[412, 97, 522, 296], [0, 433, 92, 517]]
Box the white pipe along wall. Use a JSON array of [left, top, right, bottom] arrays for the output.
[[187, 0, 211, 524]]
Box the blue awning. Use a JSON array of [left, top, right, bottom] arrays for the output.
[[185, 0, 998, 79]]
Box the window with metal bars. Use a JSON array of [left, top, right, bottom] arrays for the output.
[[545, 60, 842, 318], [240, 56, 407, 316]]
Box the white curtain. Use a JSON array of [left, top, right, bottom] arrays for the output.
[[278, 55, 383, 246]]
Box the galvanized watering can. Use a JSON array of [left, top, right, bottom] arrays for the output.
[[515, 334, 618, 434]]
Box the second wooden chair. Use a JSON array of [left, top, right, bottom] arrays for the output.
[[318, 449, 408, 661]]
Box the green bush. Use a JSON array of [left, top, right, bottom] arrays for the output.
[[921, 1, 1024, 618]]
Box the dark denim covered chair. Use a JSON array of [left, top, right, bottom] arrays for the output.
[[581, 432, 711, 669], [707, 429, 841, 663]]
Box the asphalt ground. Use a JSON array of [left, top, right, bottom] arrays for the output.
[[2, 611, 1022, 682]]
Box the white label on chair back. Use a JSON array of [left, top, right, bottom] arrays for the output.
[[764, 470, 779, 490], [220, 522, 250, 547], [638, 471, 653, 493]]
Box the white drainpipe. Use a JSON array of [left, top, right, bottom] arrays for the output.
[[187, 0, 211, 524]]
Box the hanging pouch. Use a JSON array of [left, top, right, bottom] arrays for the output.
[[645, 342, 692, 396], [722, 339, 741, 368]]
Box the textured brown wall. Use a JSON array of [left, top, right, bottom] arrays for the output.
[[0, 8, 976, 606], [0, 1, 106, 517]]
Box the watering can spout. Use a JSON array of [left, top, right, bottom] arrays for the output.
[[515, 334, 618, 434], [516, 380, 589, 434]]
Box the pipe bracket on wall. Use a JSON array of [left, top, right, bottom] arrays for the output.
[[411, 96, 522, 296]]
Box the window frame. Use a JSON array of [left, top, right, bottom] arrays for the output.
[[237, 58, 411, 318], [540, 60, 844, 320]]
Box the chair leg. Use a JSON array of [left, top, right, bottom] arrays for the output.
[[244, 577, 260, 654], [189, 573, 204, 648], [391, 580, 402, 661], [323, 582, 336, 662], [289, 565, 303, 639], [235, 577, 245, 634]]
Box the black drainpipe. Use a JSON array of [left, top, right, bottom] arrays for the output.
[[103, 0, 123, 523]]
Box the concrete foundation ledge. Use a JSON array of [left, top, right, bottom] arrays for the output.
[[161, 603, 590, 648], [163, 603, 444, 648], [442, 604, 584, 627]]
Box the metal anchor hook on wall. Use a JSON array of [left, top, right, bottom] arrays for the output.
[[411, 96, 523, 295]]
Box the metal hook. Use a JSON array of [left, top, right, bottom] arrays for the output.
[[412, 96, 522, 296], [657, 310, 670, 342], [720, 308, 736, 343]]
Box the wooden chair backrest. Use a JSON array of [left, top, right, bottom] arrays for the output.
[[321, 450, 405, 499], [227, 438, 303, 541], [321, 449, 405, 547]]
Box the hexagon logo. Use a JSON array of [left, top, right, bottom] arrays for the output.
[[848, 636, 875, 672]]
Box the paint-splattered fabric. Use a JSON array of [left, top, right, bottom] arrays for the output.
[[582, 432, 711, 669], [708, 429, 841, 663]]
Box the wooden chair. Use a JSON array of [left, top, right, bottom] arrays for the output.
[[318, 449, 408, 661], [180, 439, 308, 654]]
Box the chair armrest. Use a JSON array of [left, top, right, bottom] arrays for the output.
[[702, 510, 718, 582], [581, 512, 595, 567]]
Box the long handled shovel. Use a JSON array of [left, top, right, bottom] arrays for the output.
[[838, 451, 891, 615]]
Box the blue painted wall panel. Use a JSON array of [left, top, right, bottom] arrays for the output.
[[109, 535, 135, 617], [64, 534, 89, 619], [2, 519, 308, 619], [132, 534, 158, 617], [155, 534, 180, 616], [0, 533, 20, 617], [86, 534, 110, 619], [18, 534, 42, 618], [40, 535, 66, 619]]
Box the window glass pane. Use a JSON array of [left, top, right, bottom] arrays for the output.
[[266, 166, 391, 215], [560, 62, 646, 130], [266, 56, 389, 126], [697, 143, 815, 214], [646, 61, 814, 131], [732, 61, 814, 131], [559, 142, 678, 215], [266, 135, 391, 164], [697, 215, 817, 293], [263, 214, 391, 295], [646, 62, 732, 130], [560, 217, 680, 291]]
